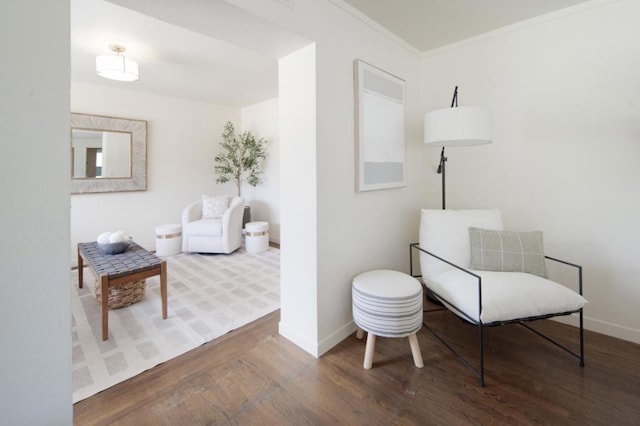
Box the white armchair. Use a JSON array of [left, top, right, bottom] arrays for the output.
[[410, 209, 587, 386], [181, 196, 244, 254]]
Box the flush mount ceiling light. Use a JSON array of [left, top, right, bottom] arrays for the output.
[[96, 44, 139, 82]]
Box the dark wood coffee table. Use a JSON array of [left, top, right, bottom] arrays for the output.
[[77, 241, 168, 340]]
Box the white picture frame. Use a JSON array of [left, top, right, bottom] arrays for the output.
[[354, 59, 406, 192]]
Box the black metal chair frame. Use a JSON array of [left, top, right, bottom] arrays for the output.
[[409, 242, 585, 386]]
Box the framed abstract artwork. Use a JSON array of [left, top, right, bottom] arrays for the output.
[[354, 60, 406, 192]]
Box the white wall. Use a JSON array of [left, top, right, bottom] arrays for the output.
[[312, 14, 423, 355], [227, 0, 425, 356], [0, 0, 72, 423], [241, 98, 280, 242], [71, 83, 241, 256], [421, 0, 640, 343], [278, 44, 319, 355]]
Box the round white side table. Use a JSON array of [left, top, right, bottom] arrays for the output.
[[155, 223, 182, 256], [245, 221, 269, 254]]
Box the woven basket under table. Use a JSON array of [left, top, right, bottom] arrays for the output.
[[94, 277, 146, 309]]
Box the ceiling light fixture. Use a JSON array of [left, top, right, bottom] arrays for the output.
[[96, 44, 139, 82]]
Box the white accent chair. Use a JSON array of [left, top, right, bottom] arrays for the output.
[[181, 196, 244, 254], [410, 209, 587, 386]]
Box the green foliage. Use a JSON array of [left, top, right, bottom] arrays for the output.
[[213, 121, 267, 196]]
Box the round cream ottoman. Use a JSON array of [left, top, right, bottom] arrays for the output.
[[155, 223, 182, 256], [245, 221, 269, 254], [352, 269, 424, 369]]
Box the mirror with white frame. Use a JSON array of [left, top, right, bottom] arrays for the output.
[[70, 113, 147, 194]]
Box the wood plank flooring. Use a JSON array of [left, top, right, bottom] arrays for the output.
[[74, 299, 640, 425]]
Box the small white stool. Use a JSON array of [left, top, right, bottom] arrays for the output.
[[352, 269, 424, 369], [155, 223, 182, 256], [245, 221, 269, 254]]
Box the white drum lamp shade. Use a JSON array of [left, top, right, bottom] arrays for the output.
[[424, 106, 491, 146], [423, 97, 492, 209]]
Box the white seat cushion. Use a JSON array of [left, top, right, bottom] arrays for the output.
[[427, 269, 587, 324], [183, 219, 223, 237]]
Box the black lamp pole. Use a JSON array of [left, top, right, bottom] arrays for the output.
[[437, 86, 458, 209], [438, 147, 447, 209]]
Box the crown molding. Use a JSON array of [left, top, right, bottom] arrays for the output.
[[328, 0, 422, 57], [421, 0, 620, 58]]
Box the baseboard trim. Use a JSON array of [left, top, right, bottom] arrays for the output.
[[278, 321, 319, 358], [317, 320, 357, 357], [278, 319, 358, 358], [552, 313, 640, 345]]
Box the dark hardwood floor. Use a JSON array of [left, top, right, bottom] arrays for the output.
[[74, 299, 640, 425]]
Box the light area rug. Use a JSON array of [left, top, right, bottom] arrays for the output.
[[71, 246, 280, 403]]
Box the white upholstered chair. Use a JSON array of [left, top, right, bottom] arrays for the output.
[[181, 196, 244, 254], [411, 208, 587, 385]]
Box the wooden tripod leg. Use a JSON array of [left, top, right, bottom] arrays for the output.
[[356, 327, 364, 339], [408, 333, 424, 368], [364, 333, 376, 369]]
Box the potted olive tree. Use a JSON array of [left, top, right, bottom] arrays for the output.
[[213, 121, 267, 225]]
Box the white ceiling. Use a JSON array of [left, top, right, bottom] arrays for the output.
[[71, 0, 592, 106]]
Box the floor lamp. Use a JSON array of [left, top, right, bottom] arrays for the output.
[[424, 86, 492, 209]]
